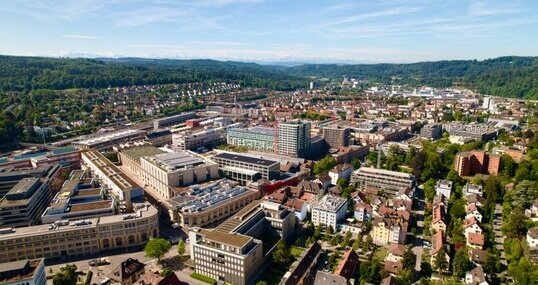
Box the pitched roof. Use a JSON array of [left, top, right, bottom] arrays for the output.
[[527, 227, 538, 239], [431, 230, 444, 255], [384, 260, 403, 274], [467, 233, 485, 247], [109, 258, 145, 282], [388, 244, 406, 256], [470, 249, 489, 264], [313, 271, 346, 285], [334, 249, 359, 280]]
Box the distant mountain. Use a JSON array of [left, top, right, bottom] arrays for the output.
[[0, 55, 537, 98]]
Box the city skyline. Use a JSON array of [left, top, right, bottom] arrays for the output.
[[1, 0, 538, 63]]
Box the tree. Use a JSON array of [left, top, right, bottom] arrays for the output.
[[352, 236, 361, 251], [397, 269, 414, 285], [402, 247, 416, 270], [272, 240, 293, 266], [452, 248, 471, 278], [434, 247, 448, 273], [53, 264, 78, 285], [144, 238, 172, 262], [420, 261, 432, 278], [313, 156, 336, 175], [177, 239, 185, 256], [160, 267, 172, 277], [351, 158, 361, 170]]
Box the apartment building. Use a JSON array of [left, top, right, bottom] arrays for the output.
[[0, 164, 61, 228], [163, 179, 259, 228], [0, 203, 159, 263], [279, 242, 322, 285], [454, 150, 501, 176], [140, 151, 219, 200], [82, 150, 144, 202], [172, 125, 238, 151], [354, 167, 415, 196], [322, 126, 351, 149], [435, 180, 453, 198], [311, 195, 348, 229], [0, 258, 46, 285], [371, 217, 408, 245], [211, 151, 280, 185], [278, 120, 311, 158], [227, 127, 276, 152], [328, 164, 353, 185], [331, 145, 369, 164]]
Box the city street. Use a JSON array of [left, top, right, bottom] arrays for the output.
[[411, 185, 426, 272]]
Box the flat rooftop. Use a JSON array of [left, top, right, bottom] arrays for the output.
[[70, 200, 112, 212], [6, 177, 39, 198], [75, 129, 146, 146], [356, 167, 414, 179], [214, 152, 278, 167], [313, 195, 347, 212], [0, 259, 41, 283], [151, 152, 205, 170], [199, 228, 252, 248], [121, 146, 166, 163], [229, 126, 275, 136]]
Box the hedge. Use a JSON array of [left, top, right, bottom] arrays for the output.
[[190, 272, 217, 285]]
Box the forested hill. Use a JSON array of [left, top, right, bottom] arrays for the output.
[[287, 56, 538, 99], [1, 55, 538, 98], [0, 56, 302, 91]]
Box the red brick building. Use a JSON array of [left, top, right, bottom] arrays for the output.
[[454, 150, 500, 176]]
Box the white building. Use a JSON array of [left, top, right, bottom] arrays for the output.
[[328, 164, 353, 185], [435, 180, 453, 199], [277, 120, 311, 158], [311, 195, 348, 229], [527, 227, 538, 248], [463, 184, 483, 196]]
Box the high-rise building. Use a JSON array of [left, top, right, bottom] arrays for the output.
[[227, 127, 275, 152], [278, 120, 311, 158], [322, 126, 351, 149]]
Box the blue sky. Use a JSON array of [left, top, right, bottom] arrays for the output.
[[1, 0, 537, 63]]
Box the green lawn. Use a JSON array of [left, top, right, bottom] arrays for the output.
[[291, 246, 305, 258], [374, 247, 388, 260]]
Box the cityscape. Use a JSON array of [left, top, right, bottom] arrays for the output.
[[0, 1, 538, 285]]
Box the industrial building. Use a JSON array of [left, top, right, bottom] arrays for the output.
[[73, 129, 147, 150], [153, 112, 196, 129], [227, 127, 276, 152]]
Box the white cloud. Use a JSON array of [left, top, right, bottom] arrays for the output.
[[467, 1, 523, 16], [63, 34, 99, 40]]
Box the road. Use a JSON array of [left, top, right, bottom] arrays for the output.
[[493, 204, 507, 266], [411, 185, 426, 272]]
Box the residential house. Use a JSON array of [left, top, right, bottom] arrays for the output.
[[432, 205, 447, 233], [467, 233, 485, 249], [328, 164, 353, 185], [385, 244, 406, 262], [469, 249, 489, 265], [431, 231, 450, 270], [527, 227, 538, 248], [354, 203, 373, 222], [371, 217, 408, 245], [466, 204, 483, 223], [465, 266, 489, 285], [435, 180, 453, 199], [463, 184, 484, 197], [464, 217, 483, 238], [313, 174, 331, 190], [334, 249, 359, 281], [109, 258, 146, 285]]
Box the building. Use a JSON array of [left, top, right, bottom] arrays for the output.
[[278, 120, 311, 157], [163, 179, 259, 228], [0, 203, 159, 263], [328, 164, 353, 185], [73, 129, 147, 150], [188, 200, 295, 285], [172, 125, 236, 152], [435, 180, 452, 198], [322, 126, 351, 149], [463, 184, 484, 196], [82, 150, 143, 203], [227, 127, 276, 152], [0, 258, 46, 285], [420, 124, 443, 140], [311, 195, 348, 229], [188, 228, 263, 285], [0, 165, 59, 198], [118, 145, 167, 179], [527, 227, 538, 248], [41, 171, 115, 224], [0, 164, 61, 228], [371, 217, 408, 245], [0, 147, 81, 169], [153, 112, 196, 129], [313, 271, 346, 285], [144, 129, 173, 147], [454, 151, 501, 176], [331, 145, 369, 164], [109, 258, 146, 285], [465, 266, 489, 285], [279, 242, 322, 285], [444, 122, 498, 142], [212, 151, 280, 185], [354, 167, 415, 196], [354, 203, 372, 222], [140, 151, 219, 200], [334, 249, 359, 280]]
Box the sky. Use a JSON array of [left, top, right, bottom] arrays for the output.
[[1, 0, 538, 63]]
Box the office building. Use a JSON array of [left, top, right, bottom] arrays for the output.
[[73, 129, 147, 150], [311, 195, 348, 229], [443, 122, 498, 142], [227, 127, 275, 152], [0, 203, 159, 263], [454, 150, 501, 176], [41, 171, 115, 224], [212, 151, 280, 185], [189, 200, 295, 285], [0, 147, 81, 169], [0, 258, 46, 285], [322, 126, 351, 149], [153, 112, 196, 129], [278, 120, 311, 157], [82, 150, 143, 209], [0, 164, 61, 228], [172, 127, 228, 152], [354, 167, 416, 196], [163, 179, 259, 228], [420, 124, 443, 140], [140, 151, 219, 200]]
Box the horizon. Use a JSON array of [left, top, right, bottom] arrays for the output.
[[1, 0, 538, 63]]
